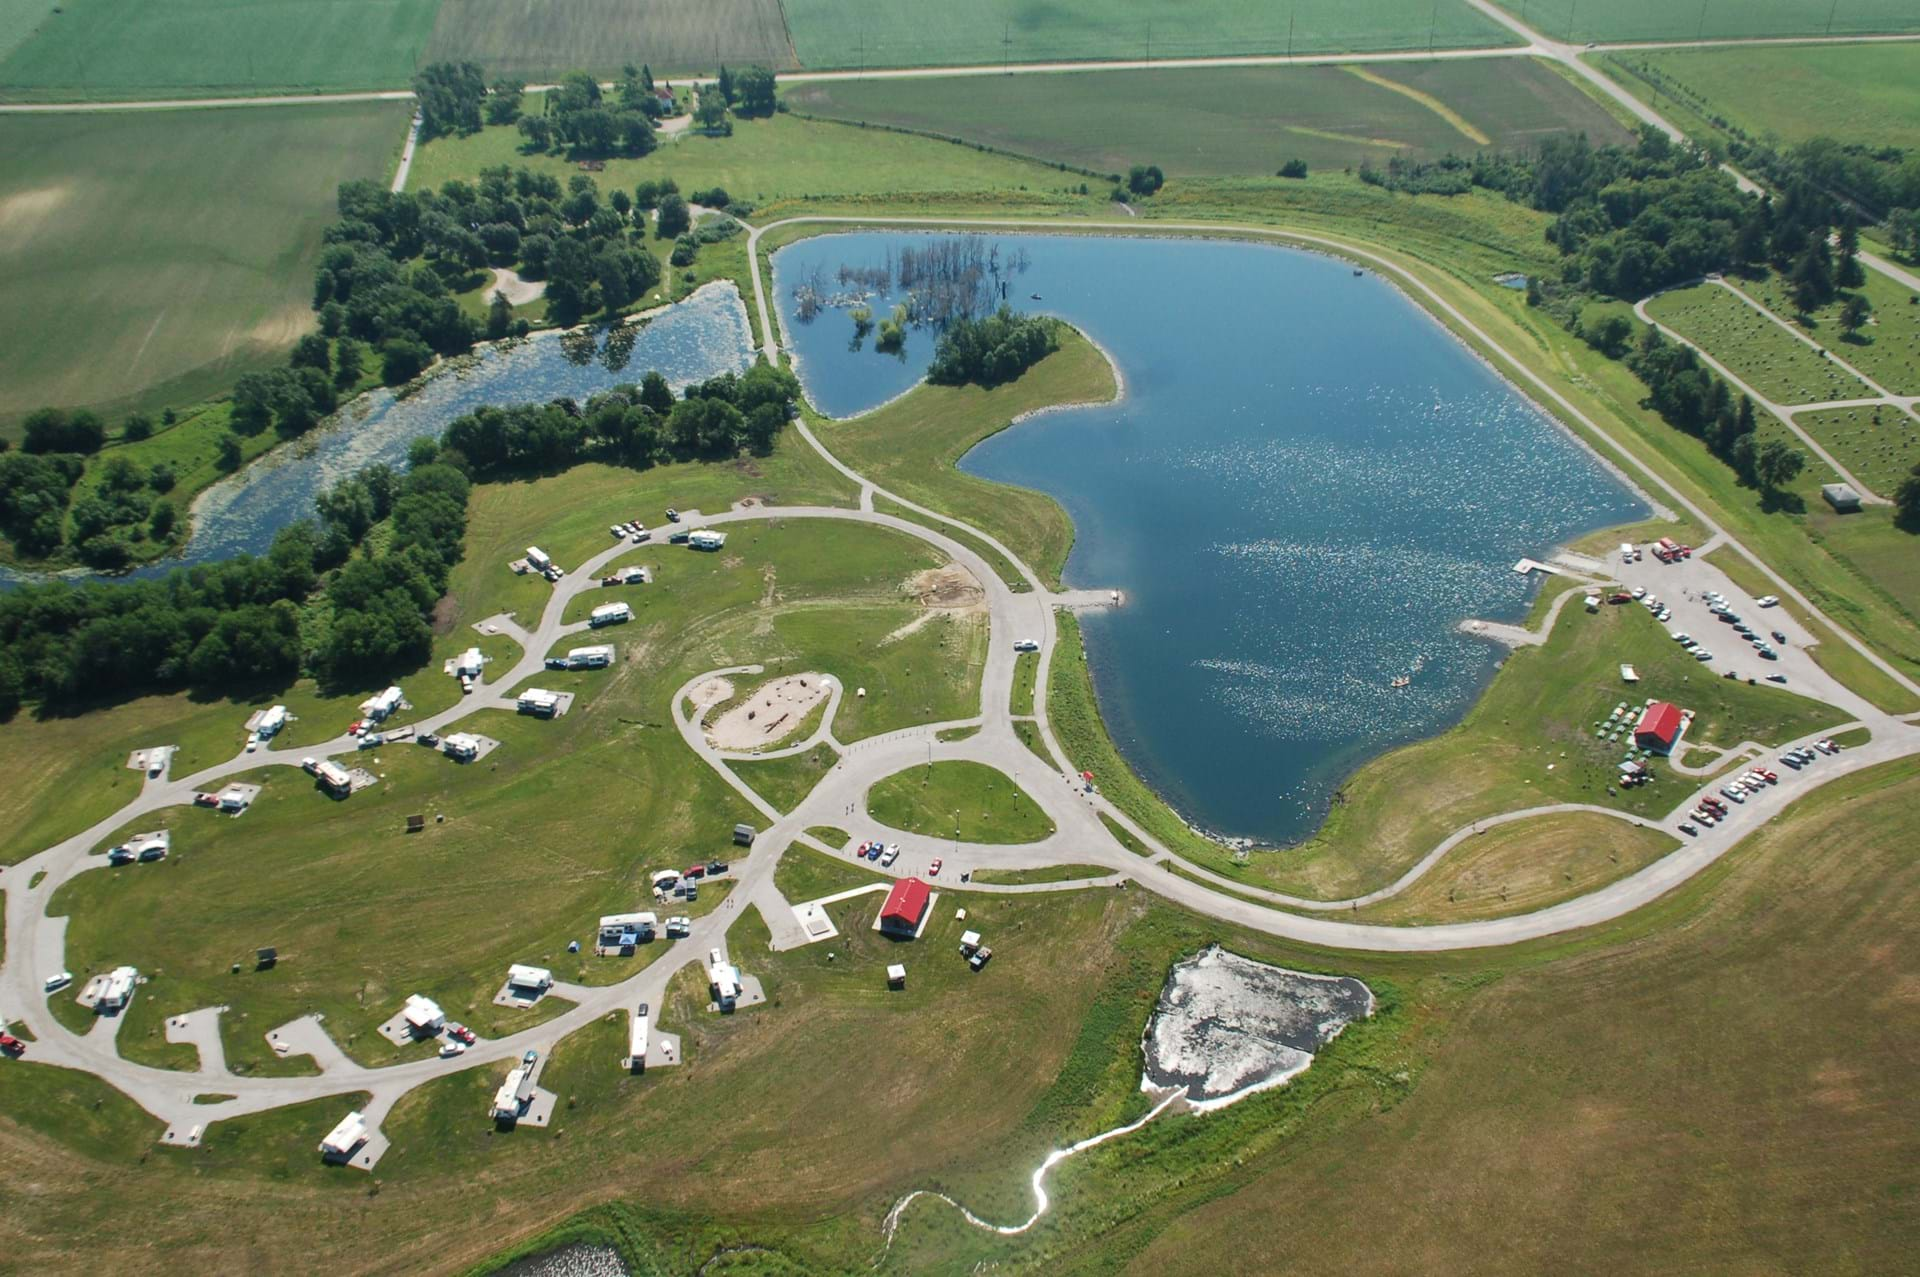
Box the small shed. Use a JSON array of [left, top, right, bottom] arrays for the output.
[[959, 930, 982, 955], [256, 947, 278, 970], [406, 814, 426, 833], [887, 963, 907, 989], [1822, 483, 1863, 512], [879, 878, 932, 936]]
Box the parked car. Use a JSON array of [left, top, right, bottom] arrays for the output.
[[706, 861, 728, 876], [1757, 595, 1779, 607], [523, 1048, 539, 1066], [419, 732, 439, 747], [1678, 823, 1697, 836], [440, 1040, 468, 1058], [1720, 787, 1745, 804], [881, 845, 900, 867], [929, 858, 943, 876], [968, 946, 993, 971], [45, 971, 72, 992], [1694, 649, 1714, 661], [665, 508, 680, 522], [0, 1033, 24, 1057], [447, 1024, 476, 1045], [865, 843, 883, 861], [195, 793, 219, 807]]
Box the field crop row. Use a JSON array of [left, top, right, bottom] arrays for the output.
[[1494, 0, 1920, 43]]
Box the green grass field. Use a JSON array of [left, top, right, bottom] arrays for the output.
[[812, 326, 1118, 586], [786, 56, 1631, 178], [1495, 0, 1920, 42], [425, 0, 794, 80], [782, 0, 1519, 69], [0, 0, 436, 99], [0, 103, 407, 432], [731, 742, 839, 813], [1739, 268, 1920, 398], [866, 760, 1055, 844], [1646, 281, 1871, 405], [1607, 42, 1920, 150], [408, 108, 1096, 214], [1793, 404, 1920, 496]]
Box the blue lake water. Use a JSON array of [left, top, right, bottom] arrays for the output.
[[0, 283, 755, 588], [774, 232, 1647, 844]]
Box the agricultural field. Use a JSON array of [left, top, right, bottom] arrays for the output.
[[785, 56, 1633, 178], [782, 0, 1519, 69], [1494, 0, 1920, 43], [406, 108, 1094, 213], [1604, 42, 1920, 150], [1645, 281, 1871, 405], [0, 102, 408, 432], [0, 0, 436, 99], [425, 0, 795, 81], [1792, 405, 1920, 497], [1740, 268, 1920, 398]]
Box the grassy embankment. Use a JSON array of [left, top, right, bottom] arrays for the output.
[[969, 863, 1114, 885], [865, 760, 1056, 845], [731, 742, 840, 814], [813, 328, 1118, 588], [786, 56, 1630, 179]]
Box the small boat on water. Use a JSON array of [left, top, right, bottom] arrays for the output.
[[1390, 675, 1411, 689], [1030, 292, 1043, 300], [1352, 268, 1364, 277]]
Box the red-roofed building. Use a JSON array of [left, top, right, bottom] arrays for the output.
[[879, 877, 931, 936], [1634, 701, 1684, 753]]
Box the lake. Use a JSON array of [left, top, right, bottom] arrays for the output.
[[773, 232, 1646, 844], [0, 283, 755, 587]]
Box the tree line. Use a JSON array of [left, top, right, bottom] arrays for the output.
[[926, 308, 1059, 388]]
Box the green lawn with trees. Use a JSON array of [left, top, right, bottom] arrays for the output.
[[1646, 282, 1870, 405], [0, 102, 407, 434]]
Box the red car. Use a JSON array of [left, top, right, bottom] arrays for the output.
[[0, 1033, 24, 1057], [929, 858, 943, 877], [446, 1024, 476, 1045], [684, 864, 706, 880], [194, 793, 219, 808]]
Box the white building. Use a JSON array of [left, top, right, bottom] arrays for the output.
[[402, 994, 445, 1036], [314, 760, 352, 795], [506, 964, 553, 994], [99, 965, 138, 1010], [442, 732, 481, 761], [360, 686, 404, 721], [566, 645, 613, 669], [887, 963, 907, 989], [688, 529, 726, 551], [319, 1111, 369, 1162], [590, 601, 632, 627], [517, 688, 561, 717], [526, 546, 551, 572]]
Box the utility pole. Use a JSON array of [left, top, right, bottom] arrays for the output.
[[1826, 0, 1841, 35], [1429, 0, 1437, 55], [1567, 0, 1578, 44], [1002, 23, 1011, 75], [1697, 0, 1709, 39], [1288, 11, 1295, 59], [1145, 21, 1151, 64]]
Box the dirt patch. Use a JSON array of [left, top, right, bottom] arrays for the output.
[[687, 677, 735, 718], [706, 674, 831, 751], [489, 266, 547, 306], [430, 596, 460, 636], [244, 303, 315, 348], [910, 563, 984, 610], [0, 185, 72, 239], [889, 563, 987, 644]]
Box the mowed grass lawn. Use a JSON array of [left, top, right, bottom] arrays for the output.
[[866, 760, 1055, 844], [427, 0, 794, 79], [787, 56, 1630, 178], [407, 109, 1088, 211], [1793, 404, 1920, 497], [0, 0, 436, 98], [0, 102, 407, 431], [1740, 267, 1920, 398], [782, 0, 1518, 68], [812, 326, 1118, 587], [1645, 282, 1870, 405], [1497, 0, 1920, 42], [1615, 42, 1920, 150]]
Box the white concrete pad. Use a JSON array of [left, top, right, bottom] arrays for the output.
[[374, 1008, 444, 1048], [165, 1007, 229, 1076], [639, 1028, 682, 1070], [792, 901, 838, 943], [491, 979, 554, 1010], [266, 1014, 354, 1072], [126, 746, 175, 775]]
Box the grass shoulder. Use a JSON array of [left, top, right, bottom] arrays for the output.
[[866, 760, 1056, 845]]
